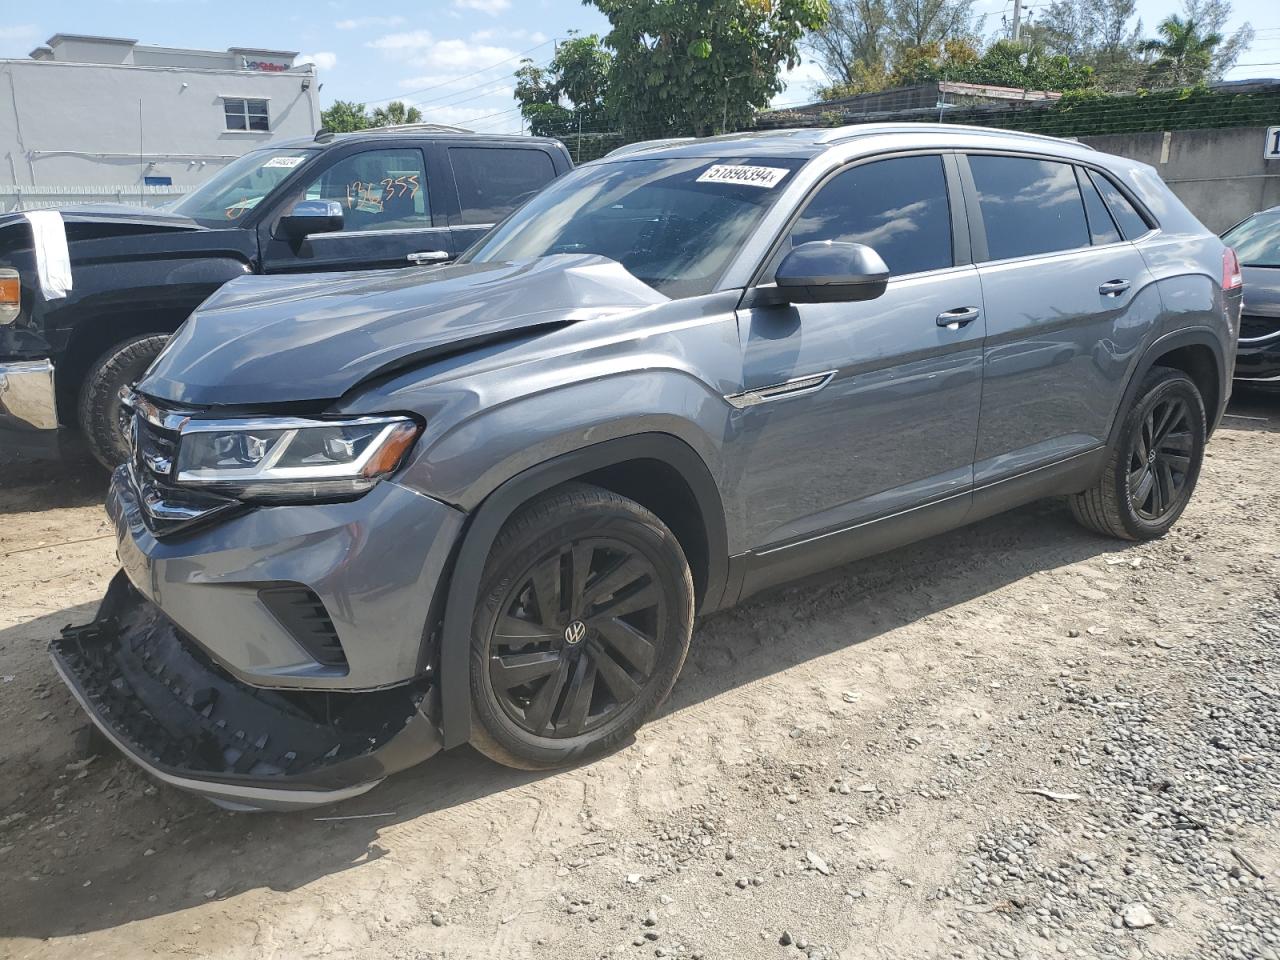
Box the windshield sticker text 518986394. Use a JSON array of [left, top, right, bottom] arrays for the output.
[[696, 164, 791, 189]]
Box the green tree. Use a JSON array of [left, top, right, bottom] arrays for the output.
[[808, 0, 979, 95], [1181, 0, 1253, 80], [1028, 0, 1145, 90], [894, 37, 1095, 91], [808, 0, 892, 90], [514, 33, 613, 136], [589, 0, 830, 137], [320, 100, 372, 132], [1140, 15, 1222, 86], [370, 101, 424, 126]]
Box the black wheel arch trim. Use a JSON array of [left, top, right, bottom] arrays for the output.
[[1107, 326, 1227, 449], [436, 432, 728, 749]]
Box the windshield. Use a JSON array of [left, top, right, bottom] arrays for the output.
[[462, 156, 806, 298], [1223, 211, 1280, 267], [171, 149, 316, 226]]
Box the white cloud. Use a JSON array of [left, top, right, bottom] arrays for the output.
[[298, 51, 338, 71], [334, 15, 407, 30], [366, 30, 435, 52], [414, 39, 518, 71], [470, 27, 547, 44], [0, 24, 40, 41], [453, 0, 511, 13]]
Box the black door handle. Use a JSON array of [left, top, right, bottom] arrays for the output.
[[1098, 279, 1131, 297], [937, 306, 980, 329]]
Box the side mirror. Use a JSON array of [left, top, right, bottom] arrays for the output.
[[771, 240, 890, 304], [277, 199, 343, 239]]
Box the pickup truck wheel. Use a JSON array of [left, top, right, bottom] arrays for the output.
[[469, 483, 695, 771], [78, 333, 169, 469], [1069, 367, 1206, 541]]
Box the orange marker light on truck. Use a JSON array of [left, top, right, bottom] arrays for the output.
[[0, 269, 19, 324]]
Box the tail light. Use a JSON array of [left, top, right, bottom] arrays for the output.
[[0, 268, 19, 325], [1223, 247, 1243, 291]]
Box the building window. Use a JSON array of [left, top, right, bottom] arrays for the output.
[[223, 98, 269, 132]]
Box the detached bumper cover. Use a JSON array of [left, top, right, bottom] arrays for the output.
[[51, 573, 444, 810]]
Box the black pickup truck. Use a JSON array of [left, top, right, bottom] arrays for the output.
[[0, 130, 572, 468]]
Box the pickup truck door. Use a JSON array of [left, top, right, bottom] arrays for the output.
[[438, 142, 565, 257], [257, 142, 455, 274]]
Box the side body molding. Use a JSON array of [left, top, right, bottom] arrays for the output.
[[436, 433, 729, 749]]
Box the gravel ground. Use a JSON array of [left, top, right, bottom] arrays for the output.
[[0, 394, 1277, 960]]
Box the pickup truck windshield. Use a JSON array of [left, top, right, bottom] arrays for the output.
[[171, 149, 317, 227], [463, 156, 806, 298]]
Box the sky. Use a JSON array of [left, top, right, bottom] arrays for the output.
[[0, 0, 1277, 136]]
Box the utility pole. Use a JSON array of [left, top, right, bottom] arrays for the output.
[[1012, 0, 1023, 41]]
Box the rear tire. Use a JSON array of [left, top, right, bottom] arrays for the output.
[[78, 333, 169, 469], [468, 483, 694, 770], [1070, 367, 1206, 541]]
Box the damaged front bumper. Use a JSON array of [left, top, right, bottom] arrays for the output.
[[51, 573, 444, 811]]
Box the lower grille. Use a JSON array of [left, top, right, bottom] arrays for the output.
[[259, 586, 348, 669]]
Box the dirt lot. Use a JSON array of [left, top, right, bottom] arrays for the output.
[[1, 396, 1277, 960]]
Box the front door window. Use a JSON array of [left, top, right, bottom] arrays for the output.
[[299, 149, 431, 232]]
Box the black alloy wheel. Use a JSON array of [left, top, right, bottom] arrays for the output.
[[1127, 394, 1194, 522], [1069, 367, 1206, 541], [488, 537, 663, 738], [469, 483, 694, 770]]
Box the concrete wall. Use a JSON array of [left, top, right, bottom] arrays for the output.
[[1082, 126, 1280, 233], [0, 59, 319, 189]]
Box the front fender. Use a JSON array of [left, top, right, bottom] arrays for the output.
[[433, 432, 730, 749]]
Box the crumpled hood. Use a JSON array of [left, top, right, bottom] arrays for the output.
[[139, 255, 668, 407]]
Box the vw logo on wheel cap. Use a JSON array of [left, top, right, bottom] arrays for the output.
[[564, 620, 588, 645]]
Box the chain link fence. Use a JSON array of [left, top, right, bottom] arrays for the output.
[[1, 184, 191, 214]]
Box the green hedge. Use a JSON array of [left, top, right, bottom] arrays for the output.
[[951, 88, 1280, 136]]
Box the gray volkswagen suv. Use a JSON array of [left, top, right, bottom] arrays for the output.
[[53, 124, 1243, 810]]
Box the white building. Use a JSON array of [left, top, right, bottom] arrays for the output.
[[0, 34, 320, 209]]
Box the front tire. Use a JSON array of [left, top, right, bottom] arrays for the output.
[[469, 483, 695, 770], [1070, 367, 1206, 540], [78, 333, 169, 469]]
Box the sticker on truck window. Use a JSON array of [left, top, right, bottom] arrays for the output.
[[263, 156, 306, 169], [696, 164, 791, 189]]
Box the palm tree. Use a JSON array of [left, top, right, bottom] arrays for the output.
[[1140, 14, 1222, 87], [370, 101, 424, 127]]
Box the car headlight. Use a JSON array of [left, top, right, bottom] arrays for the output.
[[173, 415, 421, 503]]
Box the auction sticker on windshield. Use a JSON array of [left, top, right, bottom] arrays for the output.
[[696, 164, 790, 189], [264, 156, 306, 169]]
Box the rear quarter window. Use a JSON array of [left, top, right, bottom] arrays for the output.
[[449, 147, 557, 226], [1086, 169, 1152, 240]]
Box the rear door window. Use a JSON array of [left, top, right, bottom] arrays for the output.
[[298, 148, 430, 232], [969, 155, 1090, 260], [449, 147, 557, 225], [1086, 169, 1151, 240]]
